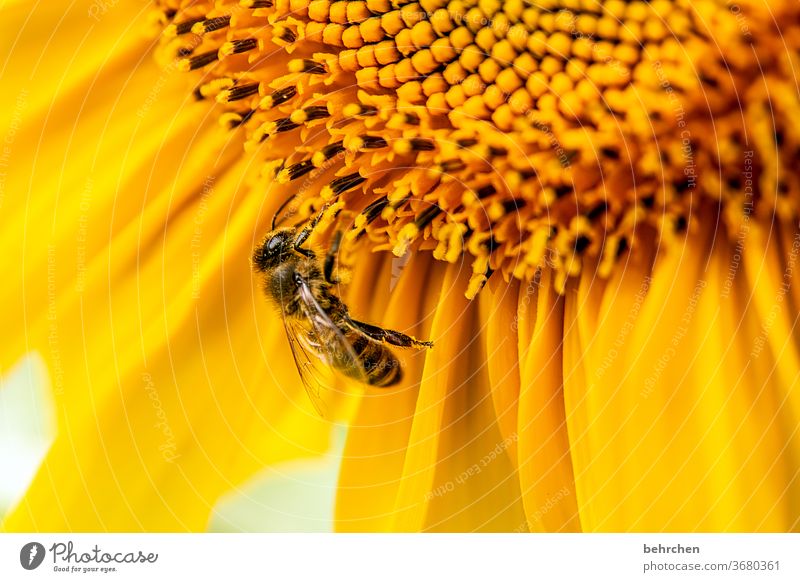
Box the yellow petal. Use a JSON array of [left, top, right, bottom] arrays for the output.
[[478, 275, 521, 463], [2, 154, 332, 530], [0, 1, 221, 373], [742, 221, 800, 419], [518, 267, 581, 532], [566, 222, 800, 531], [391, 264, 526, 532], [335, 253, 445, 531], [1, 1, 331, 531]]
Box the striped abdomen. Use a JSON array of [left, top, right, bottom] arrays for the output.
[[343, 331, 402, 387]]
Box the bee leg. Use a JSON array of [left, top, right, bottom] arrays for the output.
[[323, 229, 343, 284], [347, 317, 433, 349], [294, 201, 339, 254], [292, 225, 316, 257]]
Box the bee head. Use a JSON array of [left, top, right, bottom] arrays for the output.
[[253, 227, 296, 271]]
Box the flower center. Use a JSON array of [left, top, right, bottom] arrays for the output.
[[153, 0, 800, 295]]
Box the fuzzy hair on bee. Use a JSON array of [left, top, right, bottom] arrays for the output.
[[253, 227, 334, 318]]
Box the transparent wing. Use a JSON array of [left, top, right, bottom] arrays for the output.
[[294, 276, 369, 385], [281, 274, 368, 416], [282, 315, 333, 416]]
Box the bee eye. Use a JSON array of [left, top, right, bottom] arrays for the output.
[[266, 236, 284, 254]]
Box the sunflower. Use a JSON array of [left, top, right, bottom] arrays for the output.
[[2, 0, 799, 532]]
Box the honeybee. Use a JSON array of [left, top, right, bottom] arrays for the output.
[[253, 215, 433, 412]]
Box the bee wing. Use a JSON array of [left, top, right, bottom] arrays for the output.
[[294, 276, 369, 384], [282, 316, 332, 416], [281, 274, 368, 415]]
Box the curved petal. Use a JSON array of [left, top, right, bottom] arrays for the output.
[[518, 268, 581, 532], [479, 275, 521, 466], [334, 253, 445, 532], [1, 1, 331, 531], [2, 150, 332, 530], [566, 223, 800, 531], [0, 0, 228, 373], [391, 263, 527, 532]]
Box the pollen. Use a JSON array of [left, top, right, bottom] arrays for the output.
[[154, 0, 800, 295]]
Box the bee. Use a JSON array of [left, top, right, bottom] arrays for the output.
[[252, 209, 433, 412]]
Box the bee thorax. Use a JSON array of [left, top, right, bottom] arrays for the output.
[[266, 263, 301, 310]]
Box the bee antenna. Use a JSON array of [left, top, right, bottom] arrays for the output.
[[271, 193, 298, 230]]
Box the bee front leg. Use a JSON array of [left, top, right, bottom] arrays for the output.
[[292, 225, 316, 258], [293, 201, 338, 254], [323, 229, 343, 284]]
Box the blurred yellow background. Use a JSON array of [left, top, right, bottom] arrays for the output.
[[1, 355, 341, 532]]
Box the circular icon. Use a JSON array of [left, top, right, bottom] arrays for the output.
[[20, 542, 46, 570]]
